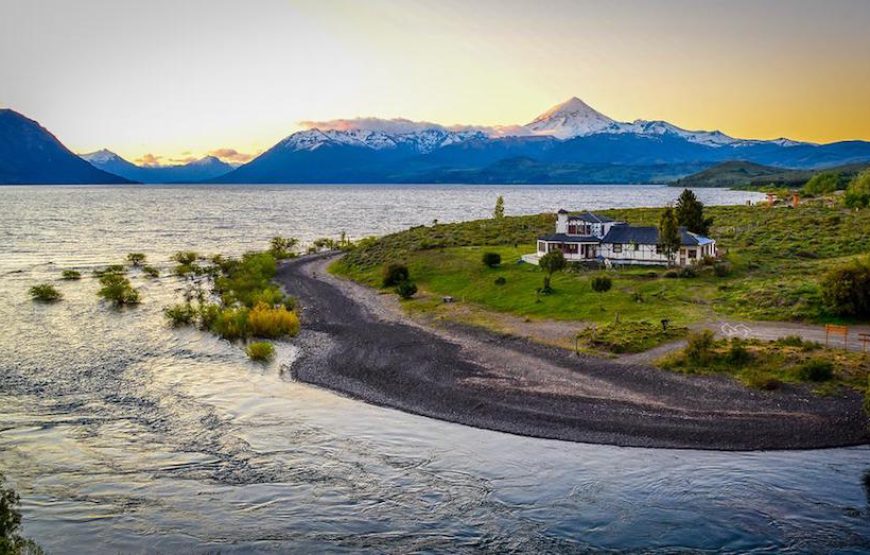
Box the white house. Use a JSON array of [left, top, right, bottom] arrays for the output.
[[522, 210, 716, 267]]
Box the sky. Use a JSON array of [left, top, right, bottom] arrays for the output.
[[1, 0, 869, 165]]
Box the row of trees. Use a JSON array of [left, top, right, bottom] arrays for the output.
[[803, 169, 870, 209]]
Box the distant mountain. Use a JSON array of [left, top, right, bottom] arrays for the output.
[[214, 97, 870, 184], [81, 150, 234, 183], [0, 109, 130, 184], [6, 98, 870, 185], [675, 160, 870, 188]]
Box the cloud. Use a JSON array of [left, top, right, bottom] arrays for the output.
[[208, 148, 256, 164], [136, 153, 163, 167]]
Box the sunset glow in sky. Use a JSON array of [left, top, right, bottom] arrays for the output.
[[2, 0, 869, 164]]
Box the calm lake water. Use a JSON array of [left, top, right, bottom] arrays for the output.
[[1, 184, 868, 553]]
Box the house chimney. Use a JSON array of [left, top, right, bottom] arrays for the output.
[[556, 209, 568, 233]]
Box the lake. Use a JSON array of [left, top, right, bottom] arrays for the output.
[[1, 184, 868, 553]]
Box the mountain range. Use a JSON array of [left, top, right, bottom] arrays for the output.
[[81, 149, 235, 183], [2, 97, 870, 184]]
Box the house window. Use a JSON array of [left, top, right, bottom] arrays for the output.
[[688, 249, 697, 259], [537, 241, 546, 253], [613, 244, 623, 254], [567, 224, 577, 234], [655, 245, 662, 254], [633, 243, 639, 251]]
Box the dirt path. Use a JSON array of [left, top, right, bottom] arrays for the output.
[[276, 254, 868, 450]]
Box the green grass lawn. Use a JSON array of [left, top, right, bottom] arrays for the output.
[[334, 200, 870, 326], [336, 244, 715, 326]]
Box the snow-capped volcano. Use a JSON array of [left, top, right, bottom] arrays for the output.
[[524, 97, 618, 139]]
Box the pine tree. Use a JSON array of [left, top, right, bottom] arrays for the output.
[[493, 195, 505, 219], [658, 206, 681, 266], [675, 189, 712, 235]]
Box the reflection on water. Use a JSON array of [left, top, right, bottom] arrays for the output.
[[1, 185, 868, 553]]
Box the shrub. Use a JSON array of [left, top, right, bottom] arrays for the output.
[[247, 302, 300, 338], [174, 262, 206, 277], [382, 263, 410, 287], [396, 280, 418, 299], [93, 264, 126, 277], [0, 472, 44, 555], [590, 276, 612, 293], [820, 257, 870, 317], [775, 335, 820, 350], [164, 303, 197, 327], [126, 252, 146, 266], [844, 170, 870, 209], [171, 251, 199, 265], [269, 236, 299, 259], [713, 262, 732, 277], [664, 270, 679, 279], [685, 329, 716, 365], [97, 274, 140, 306], [494, 276, 507, 286], [482, 252, 501, 267], [745, 373, 782, 391], [678, 266, 697, 278], [142, 265, 160, 278], [61, 270, 81, 280], [210, 306, 250, 340], [29, 284, 62, 302], [246, 341, 275, 362], [798, 359, 834, 382], [726, 338, 752, 365]]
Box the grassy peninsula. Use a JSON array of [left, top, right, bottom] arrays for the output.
[[331, 198, 870, 402], [333, 200, 870, 325]]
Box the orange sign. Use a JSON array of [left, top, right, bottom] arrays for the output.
[[825, 324, 848, 347]]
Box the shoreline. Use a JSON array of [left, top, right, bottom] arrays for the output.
[[276, 254, 869, 451]]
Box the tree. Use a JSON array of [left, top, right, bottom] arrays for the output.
[[658, 206, 681, 266], [844, 170, 870, 209], [803, 171, 842, 195], [675, 189, 712, 235], [493, 195, 505, 219], [538, 250, 566, 292]]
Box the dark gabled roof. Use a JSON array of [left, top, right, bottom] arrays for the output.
[[601, 224, 714, 246], [566, 211, 617, 224], [538, 233, 601, 243]]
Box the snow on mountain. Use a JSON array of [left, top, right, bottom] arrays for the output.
[[521, 97, 808, 148], [615, 119, 740, 147], [281, 122, 487, 154], [81, 148, 125, 164], [524, 97, 617, 139]]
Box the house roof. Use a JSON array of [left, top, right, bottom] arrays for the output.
[[538, 233, 601, 243], [601, 224, 715, 246], [566, 211, 617, 224]]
